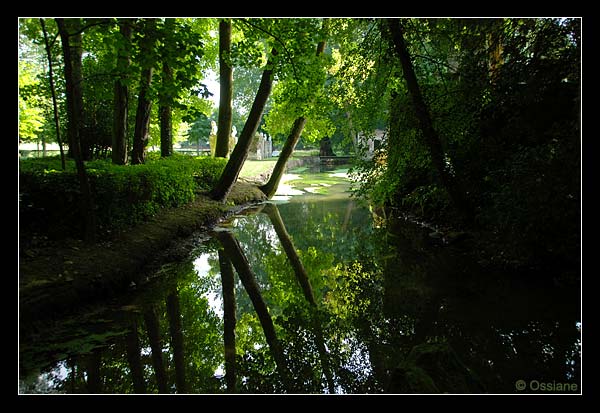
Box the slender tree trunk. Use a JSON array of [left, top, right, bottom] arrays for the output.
[[125, 317, 147, 393], [56, 18, 97, 243], [112, 19, 132, 165], [259, 117, 307, 198], [159, 72, 173, 158], [143, 306, 169, 393], [131, 19, 156, 165], [159, 19, 175, 158], [218, 250, 237, 393], [40, 19, 65, 169], [215, 19, 233, 158], [260, 38, 327, 199], [262, 203, 335, 393], [166, 290, 187, 393], [386, 19, 473, 224], [210, 49, 278, 202], [215, 230, 296, 391]]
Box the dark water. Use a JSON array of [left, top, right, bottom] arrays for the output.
[[19, 169, 581, 394]]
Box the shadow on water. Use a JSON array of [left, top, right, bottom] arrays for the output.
[[19, 168, 580, 394]]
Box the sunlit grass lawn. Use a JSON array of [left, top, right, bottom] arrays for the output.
[[239, 159, 277, 179]]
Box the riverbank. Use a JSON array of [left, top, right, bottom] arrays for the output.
[[19, 182, 267, 324]]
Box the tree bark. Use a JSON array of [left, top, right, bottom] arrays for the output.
[[218, 250, 237, 393], [131, 19, 156, 165], [259, 37, 327, 199], [143, 306, 169, 393], [210, 49, 278, 202], [40, 19, 66, 170], [259, 117, 307, 198], [166, 290, 187, 393], [386, 19, 473, 224], [215, 230, 296, 391], [125, 317, 147, 393], [56, 18, 97, 243], [112, 19, 132, 165], [215, 19, 233, 158], [159, 60, 173, 158]]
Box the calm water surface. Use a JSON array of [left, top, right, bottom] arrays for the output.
[[19, 166, 581, 394]]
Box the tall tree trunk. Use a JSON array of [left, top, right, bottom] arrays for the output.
[[262, 203, 335, 393], [143, 306, 169, 393], [215, 230, 296, 392], [215, 18, 233, 158], [40, 18, 65, 170], [259, 37, 327, 199], [166, 290, 187, 393], [125, 317, 147, 393], [159, 62, 173, 158], [112, 19, 132, 165], [131, 19, 156, 165], [386, 19, 473, 224], [210, 49, 278, 202], [218, 250, 237, 393], [56, 18, 97, 243], [159, 18, 175, 158]]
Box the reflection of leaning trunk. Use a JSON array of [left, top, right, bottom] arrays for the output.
[[216, 230, 295, 392], [219, 250, 237, 393], [125, 317, 147, 393], [143, 306, 169, 393], [263, 203, 335, 393], [166, 290, 187, 393]]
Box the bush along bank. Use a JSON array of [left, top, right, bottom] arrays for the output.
[[19, 154, 227, 240], [19, 154, 268, 324]]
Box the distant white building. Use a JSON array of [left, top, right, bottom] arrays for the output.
[[356, 129, 386, 159]]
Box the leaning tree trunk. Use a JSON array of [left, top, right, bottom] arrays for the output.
[[131, 19, 156, 165], [386, 19, 473, 224], [56, 18, 97, 243], [112, 19, 133, 165], [215, 18, 233, 158], [210, 49, 277, 202], [40, 19, 66, 170], [259, 37, 327, 199]]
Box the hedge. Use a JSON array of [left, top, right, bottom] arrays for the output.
[[19, 154, 227, 239]]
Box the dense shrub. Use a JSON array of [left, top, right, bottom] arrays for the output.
[[19, 155, 227, 239]]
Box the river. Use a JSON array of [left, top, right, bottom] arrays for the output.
[[18, 165, 581, 394]]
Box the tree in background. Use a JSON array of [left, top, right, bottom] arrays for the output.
[[112, 18, 133, 165], [131, 19, 158, 165], [215, 19, 233, 158], [56, 18, 97, 242]]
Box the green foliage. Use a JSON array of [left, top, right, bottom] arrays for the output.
[[346, 18, 580, 269], [19, 155, 226, 238], [19, 61, 45, 141]]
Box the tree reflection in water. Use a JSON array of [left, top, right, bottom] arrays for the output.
[[19, 197, 580, 394]]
